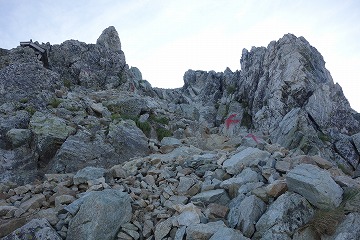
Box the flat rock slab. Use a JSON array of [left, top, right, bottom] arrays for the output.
[[190, 189, 230, 205], [286, 164, 343, 209], [2, 218, 61, 240], [223, 147, 270, 174]]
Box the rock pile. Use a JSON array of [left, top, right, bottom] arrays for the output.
[[1, 26, 360, 239], [1, 136, 360, 239]]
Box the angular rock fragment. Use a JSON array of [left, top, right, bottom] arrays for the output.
[[2, 218, 62, 240], [286, 164, 343, 209]]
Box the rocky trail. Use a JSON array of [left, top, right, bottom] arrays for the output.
[[1, 26, 360, 239]]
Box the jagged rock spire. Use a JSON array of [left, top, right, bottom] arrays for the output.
[[96, 26, 122, 52]]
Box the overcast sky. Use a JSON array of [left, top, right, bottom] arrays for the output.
[[1, 0, 360, 111]]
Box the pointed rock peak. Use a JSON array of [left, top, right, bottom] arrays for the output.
[[96, 26, 121, 51]]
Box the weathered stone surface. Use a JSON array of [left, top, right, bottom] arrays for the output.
[[55, 194, 76, 209], [73, 166, 106, 185], [67, 189, 132, 240], [0, 52, 61, 108], [209, 227, 249, 240], [222, 147, 270, 174], [186, 221, 227, 240], [352, 132, 360, 153], [30, 111, 75, 165], [176, 176, 196, 195], [286, 164, 343, 209], [270, 108, 320, 154], [173, 203, 202, 227], [334, 136, 359, 169], [2, 218, 61, 240], [220, 168, 262, 189], [266, 179, 288, 197], [255, 192, 314, 237], [154, 217, 174, 240], [96, 26, 122, 53], [161, 137, 182, 146], [0, 206, 18, 217], [50, 130, 120, 173], [107, 120, 149, 160], [232, 195, 266, 237], [5, 129, 32, 148], [36, 208, 58, 226], [19, 193, 45, 212], [322, 212, 360, 240], [190, 189, 230, 205]]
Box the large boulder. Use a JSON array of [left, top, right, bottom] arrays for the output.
[[67, 189, 132, 240], [49, 130, 120, 173], [228, 195, 266, 237], [30, 111, 75, 166], [107, 120, 149, 160], [286, 164, 343, 209], [255, 192, 314, 238]]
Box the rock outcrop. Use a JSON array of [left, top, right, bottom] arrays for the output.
[[1, 26, 360, 239]]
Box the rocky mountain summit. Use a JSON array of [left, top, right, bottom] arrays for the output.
[[1, 26, 360, 239]]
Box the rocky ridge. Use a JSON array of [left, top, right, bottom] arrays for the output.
[[1, 26, 360, 239]]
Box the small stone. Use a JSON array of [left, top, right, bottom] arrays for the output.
[[209, 227, 249, 240], [36, 208, 59, 226], [177, 210, 201, 226], [110, 165, 128, 178], [311, 155, 333, 169], [144, 175, 156, 186], [154, 217, 174, 240], [122, 228, 140, 240], [174, 226, 186, 240], [117, 231, 133, 240], [186, 221, 227, 240], [206, 203, 229, 218], [0, 206, 18, 217], [73, 166, 106, 185], [251, 187, 269, 203], [19, 193, 45, 212], [176, 177, 196, 195], [55, 194, 76, 209], [275, 160, 291, 173], [266, 180, 288, 197], [143, 220, 154, 238], [13, 185, 32, 195], [187, 182, 201, 196], [45, 173, 74, 183], [14, 208, 26, 217], [191, 189, 230, 205]]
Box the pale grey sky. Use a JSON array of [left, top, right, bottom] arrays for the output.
[[1, 0, 360, 111]]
